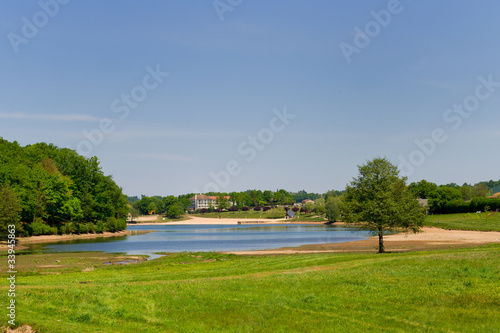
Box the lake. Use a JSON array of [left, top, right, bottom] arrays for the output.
[[33, 224, 374, 259]]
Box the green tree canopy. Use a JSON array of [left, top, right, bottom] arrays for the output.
[[408, 180, 438, 199], [342, 157, 426, 253], [325, 196, 340, 223]]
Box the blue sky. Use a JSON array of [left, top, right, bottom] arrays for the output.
[[1, 1, 499, 196]]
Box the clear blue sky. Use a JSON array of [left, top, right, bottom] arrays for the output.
[[1, 1, 499, 196]]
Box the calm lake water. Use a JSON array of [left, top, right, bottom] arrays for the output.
[[32, 224, 373, 259]]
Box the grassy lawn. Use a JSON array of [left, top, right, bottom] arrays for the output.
[[2, 245, 499, 332], [425, 212, 500, 231]]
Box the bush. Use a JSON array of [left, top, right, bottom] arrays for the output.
[[63, 222, 77, 234], [200, 208, 208, 214], [229, 206, 238, 211], [86, 222, 96, 234], [254, 206, 262, 211], [117, 219, 127, 231], [263, 206, 271, 212], [96, 220, 105, 233], [292, 207, 299, 212], [77, 223, 88, 234], [105, 217, 118, 232], [29, 221, 57, 236], [266, 208, 286, 219], [242, 206, 249, 211]]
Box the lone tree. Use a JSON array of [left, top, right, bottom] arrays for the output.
[[342, 157, 425, 253]]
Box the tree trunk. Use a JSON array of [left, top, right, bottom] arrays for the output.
[[378, 227, 384, 253]]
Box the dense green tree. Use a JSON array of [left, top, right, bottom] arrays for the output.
[[0, 184, 22, 239], [0, 138, 128, 235], [167, 205, 184, 218], [315, 198, 326, 216], [428, 186, 463, 213], [342, 157, 425, 253], [325, 196, 340, 223], [408, 180, 438, 199], [147, 202, 158, 214]]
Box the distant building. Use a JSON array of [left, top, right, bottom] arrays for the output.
[[190, 194, 232, 210], [487, 192, 500, 199], [301, 199, 315, 205]]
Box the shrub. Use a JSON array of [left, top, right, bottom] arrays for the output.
[[77, 223, 89, 234], [29, 221, 57, 236], [263, 206, 271, 212], [96, 221, 105, 233], [229, 206, 238, 211], [200, 208, 208, 214], [86, 222, 96, 234], [266, 208, 285, 219], [292, 207, 299, 212], [242, 206, 250, 211], [64, 222, 77, 234], [105, 217, 118, 232], [117, 219, 127, 231], [253, 206, 262, 211]]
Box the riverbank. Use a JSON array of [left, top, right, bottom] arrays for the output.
[[226, 227, 500, 255], [0, 230, 131, 251]]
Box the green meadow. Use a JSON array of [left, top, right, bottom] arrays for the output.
[[1, 213, 499, 332], [425, 212, 500, 231], [2, 244, 499, 332]]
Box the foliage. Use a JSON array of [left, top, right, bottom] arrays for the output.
[[167, 205, 184, 219], [0, 184, 23, 239], [0, 138, 128, 236], [408, 179, 438, 199], [342, 157, 426, 253], [291, 190, 322, 203], [265, 208, 286, 219], [325, 196, 340, 223]]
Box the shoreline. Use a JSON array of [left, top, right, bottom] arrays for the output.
[[3, 218, 499, 255], [1, 230, 132, 251]]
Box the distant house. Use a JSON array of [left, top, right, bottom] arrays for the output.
[[190, 194, 232, 210], [301, 199, 315, 206], [487, 192, 500, 199]]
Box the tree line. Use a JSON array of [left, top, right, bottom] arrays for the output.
[[0, 138, 128, 238], [408, 179, 500, 214]]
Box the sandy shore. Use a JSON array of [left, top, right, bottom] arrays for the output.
[[226, 227, 500, 255], [129, 215, 290, 225], [0, 230, 131, 251]]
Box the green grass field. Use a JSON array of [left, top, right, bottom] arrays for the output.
[[2, 245, 499, 332], [425, 211, 500, 231]]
